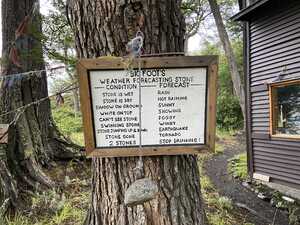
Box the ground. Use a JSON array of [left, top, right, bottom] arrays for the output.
[[202, 132, 290, 225], [5, 159, 91, 225], [4, 130, 298, 225]]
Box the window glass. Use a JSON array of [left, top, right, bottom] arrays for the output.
[[273, 82, 300, 136]]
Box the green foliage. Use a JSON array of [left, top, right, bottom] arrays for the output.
[[228, 153, 248, 180], [208, 196, 233, 213], [6, 161, 90, 225], [6, 214, 31, 225], [200, 40, 244, 131], [215, 143, 224, 154], [217, 91, 243, 130], [208, 213, 228, 225], [52, 105, 83, 137], [216, 128, 236, 140], [289, 206, 300, 225], [6, 191, 86, 225], [201, 175, 214, 191], [51, 202, 84, 225], [198, 149, 253, 225], [31, 189, 66, 215], [42, 0, 76, 66], [181, 0, 210, 38], [70, 132, 84, 146], [217, 196, 233, 211]]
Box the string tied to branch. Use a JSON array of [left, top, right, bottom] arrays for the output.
[[124, 31, 159, 207]]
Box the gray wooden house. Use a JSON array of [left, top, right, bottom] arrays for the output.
[[233, 0, 300, 189]]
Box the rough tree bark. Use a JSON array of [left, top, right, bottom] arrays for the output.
[[208, 0, 246, 119], [0, 0, 77, 212], [68, 1, 207, 225]]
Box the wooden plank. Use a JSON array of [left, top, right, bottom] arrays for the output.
[[254, 155, 300, 166], [268, 84, 274, 136], [254, 158, 300, 170], [253, 172, 270, 182], [255, 139, 300, 147], [254, 165, 300, 179], [251, 32, 300, 54], [251, 48, 300, 69], [253, 146, 300, 157], [250, 84, 268, 92], [252, 132, 270, 140], [78, 56, 218, 70], [88, 146, 210, 158], [250, 3, 300, 31], [254, 151, 300, 163], [251, 10, 300, 41], [77, 62, 95, 155], [207, 63, 218, 152]]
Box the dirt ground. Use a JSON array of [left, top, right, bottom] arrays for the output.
[[203, 134, 290, 225]]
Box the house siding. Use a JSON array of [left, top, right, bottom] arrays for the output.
[[248, 1, 300, 188]]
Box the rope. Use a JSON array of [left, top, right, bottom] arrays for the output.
[[126, 31, 145, 177], [0, 83, 79, 143], [0, 1, 76, 143], [0, 82, 78, 118], [0, 66, 66, 80], [136, 55, 143, 175]]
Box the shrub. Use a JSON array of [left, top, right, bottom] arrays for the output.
[[217, 91, 243, 131], [228, 153, 248, 180], [52, 106, 83, 137]]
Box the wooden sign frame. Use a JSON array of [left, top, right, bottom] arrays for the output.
[[77, 56, 218, 157]]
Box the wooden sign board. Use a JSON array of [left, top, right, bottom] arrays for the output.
[[0, 124, 9, 144], [77, 56, 218, 157]]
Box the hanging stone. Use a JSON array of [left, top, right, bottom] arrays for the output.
[[124, 178, 159, 207]]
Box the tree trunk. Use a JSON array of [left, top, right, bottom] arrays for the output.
[[63, 46, 81, 115], [68, 0, 207, 225], [0, 0, 75, 211], [208, 0, 246, 120]]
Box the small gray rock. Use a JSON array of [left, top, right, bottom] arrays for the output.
[[124, 178, 159, 207], [242, 181, 250, 188], [257, 192, 271, 201], [257, 192, 266, 199], [282, 196, 295, 203]]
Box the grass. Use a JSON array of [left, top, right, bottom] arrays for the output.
[[215, 143, 225, 154], [228, 153, 248, 180], [5, 102, 253, 225], [52, 104, 84, 146], [198, 152, 253, 225], [200, 173, 253, 225], [5, 161, 90, 225], [70, 132, 84, 146], [216, 129, 236, 141]]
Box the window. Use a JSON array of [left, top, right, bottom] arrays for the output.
[[269, 80, 300, 138]]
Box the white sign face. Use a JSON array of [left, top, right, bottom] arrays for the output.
[[89, 67, 207, 148]]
